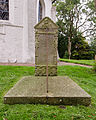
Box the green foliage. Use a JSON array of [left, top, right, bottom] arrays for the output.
[[64, 51, 69, 59], [58, 33, 93, 59], [58, 33, 68, 58], [71, 34, 94, 60], [0, 65, 96, 120], [88, 0, 96, 12], [56, 0, 96, 38], [56, 0, 96, 60], [90, 37, 96, 56], [93, 62, 96, 72], [56, 0, 78, 37]]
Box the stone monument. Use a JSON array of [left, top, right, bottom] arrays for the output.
[[4, 17, 91, 106], [35, 17, 58, 76]]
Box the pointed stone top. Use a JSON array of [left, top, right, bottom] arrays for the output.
[[34, 17, 58, 29]]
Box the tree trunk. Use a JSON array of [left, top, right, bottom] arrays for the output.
[[95, 0, 96, 8], [95, 55, 96, 61], [68, 37, 71, 60]]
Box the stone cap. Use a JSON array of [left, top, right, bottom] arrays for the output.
[[34, 17, 58, 29]]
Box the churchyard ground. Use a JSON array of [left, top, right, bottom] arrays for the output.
[[0, 65, 96, 120], [59, 59, 95, 66]]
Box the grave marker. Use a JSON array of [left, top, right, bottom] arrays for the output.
[[35, 17, 58, 76]]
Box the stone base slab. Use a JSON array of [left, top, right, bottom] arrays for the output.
[[4, 76, 91, 106]]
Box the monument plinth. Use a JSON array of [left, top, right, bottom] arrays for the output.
[[4, 17, 91, 106]]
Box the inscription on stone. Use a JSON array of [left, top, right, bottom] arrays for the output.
[[34, 17, 58, 76]]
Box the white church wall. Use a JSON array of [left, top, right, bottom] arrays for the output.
[[0, 0, 56, 64], [0, 0, 24, 63], [13, 0, 23, 26], [27, 0, 56, 64], [0, 24, 23, 63], [45, 0, 52, 17], [51, 6, 56, 22], [22, 0, 29, 63], [27, 0, 37, 64], [9, 0, 14, 24]]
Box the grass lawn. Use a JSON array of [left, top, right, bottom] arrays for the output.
[[0, 65, 96, 120], [59, 59, 95, 66]]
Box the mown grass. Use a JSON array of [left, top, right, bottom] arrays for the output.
[[60, 59, 95, 66], [0, 65, 96, 120]]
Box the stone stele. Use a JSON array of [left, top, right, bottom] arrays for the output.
[[34, 17, 58, 76]]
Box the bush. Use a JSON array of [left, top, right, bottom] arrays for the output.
[[93, 62, 96, 72], [58, 33, 68, 58], [71, 35, 94, 60], [58, 32, 94, 60], [63, 51, 69, 59]]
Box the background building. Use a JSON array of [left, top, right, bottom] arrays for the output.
[[0, 0, 56, 63]]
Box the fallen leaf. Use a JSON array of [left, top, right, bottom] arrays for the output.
[[59, 105, 66, 109], [53, 115, 56, 118], [91, 113, 95, 116], [88, 115, 92, 118], [3, 118, 8, 120]]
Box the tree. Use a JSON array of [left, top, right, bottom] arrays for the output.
[[95, 0, 96, 8], [55, 0, 96, 59], [71, 34, 94, 59], [89, 0, 96, 59]]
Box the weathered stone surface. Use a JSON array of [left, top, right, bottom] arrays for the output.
[[35, 17, 58, 76], [4, 76, 91, 106], [35, 65, 57, 76]]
